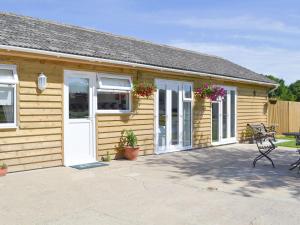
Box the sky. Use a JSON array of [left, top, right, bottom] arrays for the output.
[[1, 0, 300, 84]]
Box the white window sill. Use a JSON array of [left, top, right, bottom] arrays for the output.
[[96, 110, 132, 115], [211, 140, 238, 146], [0, 124, 18, 129]]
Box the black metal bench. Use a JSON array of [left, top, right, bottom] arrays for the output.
[[283, 132, 300, 173], [261, 123, 277, 142], [248, 124, 277, 168]]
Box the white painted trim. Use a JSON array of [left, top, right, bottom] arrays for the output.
[[183, 82, 193, 149], [96, 73, 132, 114], [0, 64, 18, 129], [211, 140, 238, 146], [97, 106, 132, 114], [182, 82, 193, 102], [97, 73, 133, 91], [154, 79, 193, 154], [0, 45, 278, 87], [65, 70, 133, 114], [211, 86, 238, 145], [63, 70, 97, 166], [0, 64, 19, 84], [64, 69, 96, 77]]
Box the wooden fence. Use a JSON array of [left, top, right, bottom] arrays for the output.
[[268, 100, 300, 134]]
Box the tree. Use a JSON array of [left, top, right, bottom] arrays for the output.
[[289, 80, 300, 102], [266, 75, 296, 101]]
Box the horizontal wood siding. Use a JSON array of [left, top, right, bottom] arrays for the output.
[[0, 55, 270, 172], [193, 101, 212, 148], [193, 78, 212, 148], [97, 75, 155, 159], [237, 87, 268, 141], [0, 57, 63, 172]]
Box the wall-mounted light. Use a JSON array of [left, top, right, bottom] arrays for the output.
[[38, 73, 47, 91], [253, 90, 256, 96]]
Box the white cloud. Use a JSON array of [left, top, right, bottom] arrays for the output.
[[167, 16, 300, 35], [169, 40, 300, 84], [230, 34, 296, 45]]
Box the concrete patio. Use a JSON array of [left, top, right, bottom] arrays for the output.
[[1, 144, 300, 225]]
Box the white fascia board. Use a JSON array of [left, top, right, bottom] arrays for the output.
[[0, 44, 278, 87]]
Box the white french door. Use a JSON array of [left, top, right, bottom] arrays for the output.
[[155, 79, 193, 154], [212, 86, 237, 145], [64, 70, 97, 166]]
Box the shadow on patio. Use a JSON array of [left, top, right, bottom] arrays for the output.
[[144, 144, 300, 199]]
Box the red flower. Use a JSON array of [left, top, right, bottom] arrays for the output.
[[133, 81, 156, 98]]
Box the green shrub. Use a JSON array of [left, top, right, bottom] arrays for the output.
[[124, 130, 138, 147], [102, 152, 111, 162]]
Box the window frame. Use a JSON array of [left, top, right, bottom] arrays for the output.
[[182, 82, 193, 102], [182, 82, 193, 147], [0, 64, 18, 128], [96, 73, 132, 114], [210, 85, 237, 145], [97, 73, 132, 91]]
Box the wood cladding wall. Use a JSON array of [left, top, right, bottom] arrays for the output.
[[0, 56, 63, 172], [237, 88, 269, 141], [0, 55, 269, 172]]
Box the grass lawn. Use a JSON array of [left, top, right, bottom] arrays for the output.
[[276, 135, 298, 148]]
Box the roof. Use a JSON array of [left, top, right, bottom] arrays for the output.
[[0, 12, 276, 85]]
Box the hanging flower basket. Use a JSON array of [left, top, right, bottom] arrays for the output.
[[133, 81, 156, 98], [269, 97, 277, 104], [195, 83, 226, 101]]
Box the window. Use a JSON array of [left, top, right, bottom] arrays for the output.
[[211, 86, 237, 144], [97, 74, 132, 113], [183, 83, 192, 101], [182, 83, 192, 146], [68, 78, 89, 119], [230, 90, 236, 138], [0, 65, 18, 128]]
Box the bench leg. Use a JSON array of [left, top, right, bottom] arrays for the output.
[[289, 158, 300, 171], [253, 148, 275, 168]]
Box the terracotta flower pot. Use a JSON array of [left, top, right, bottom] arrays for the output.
[[0, 168, 7, 177], [124, 146, 140, 160]]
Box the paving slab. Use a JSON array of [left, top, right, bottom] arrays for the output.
[[1, 144, 300, 225]]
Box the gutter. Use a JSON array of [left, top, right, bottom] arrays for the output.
[[0, 44, 277, 87], [268, 83, 280, 94]]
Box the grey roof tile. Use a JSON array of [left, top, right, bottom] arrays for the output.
[[0, 12, 276, 84]]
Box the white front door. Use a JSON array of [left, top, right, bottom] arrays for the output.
[[64, 71, 96, 166], [212, 86, 237, 145], [155, 79, 193, 154]]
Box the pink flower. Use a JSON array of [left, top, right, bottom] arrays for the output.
[[195, 83, 225, 101]]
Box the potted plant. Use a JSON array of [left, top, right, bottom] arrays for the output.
[[268, 90, 278, 104], [195, 83, 226, 101], [0, 162, 8, 176], [133, 81, 156, 98], [123, 130, 139, 160], [269, 96, 277, 104]]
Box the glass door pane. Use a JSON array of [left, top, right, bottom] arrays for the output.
[[69, 78, 89, 119], [158, 89, 167, 147], [212, 102, 219, 142], [230, 90, 236, 137], [183, 102, 192, 146], [222, 91, 228, 139], [171, 89, 179, 145]]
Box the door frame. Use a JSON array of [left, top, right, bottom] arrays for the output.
[[211, 85, 237, 145], [154, 79, 193, 154], [63, 70, 97, 166]]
